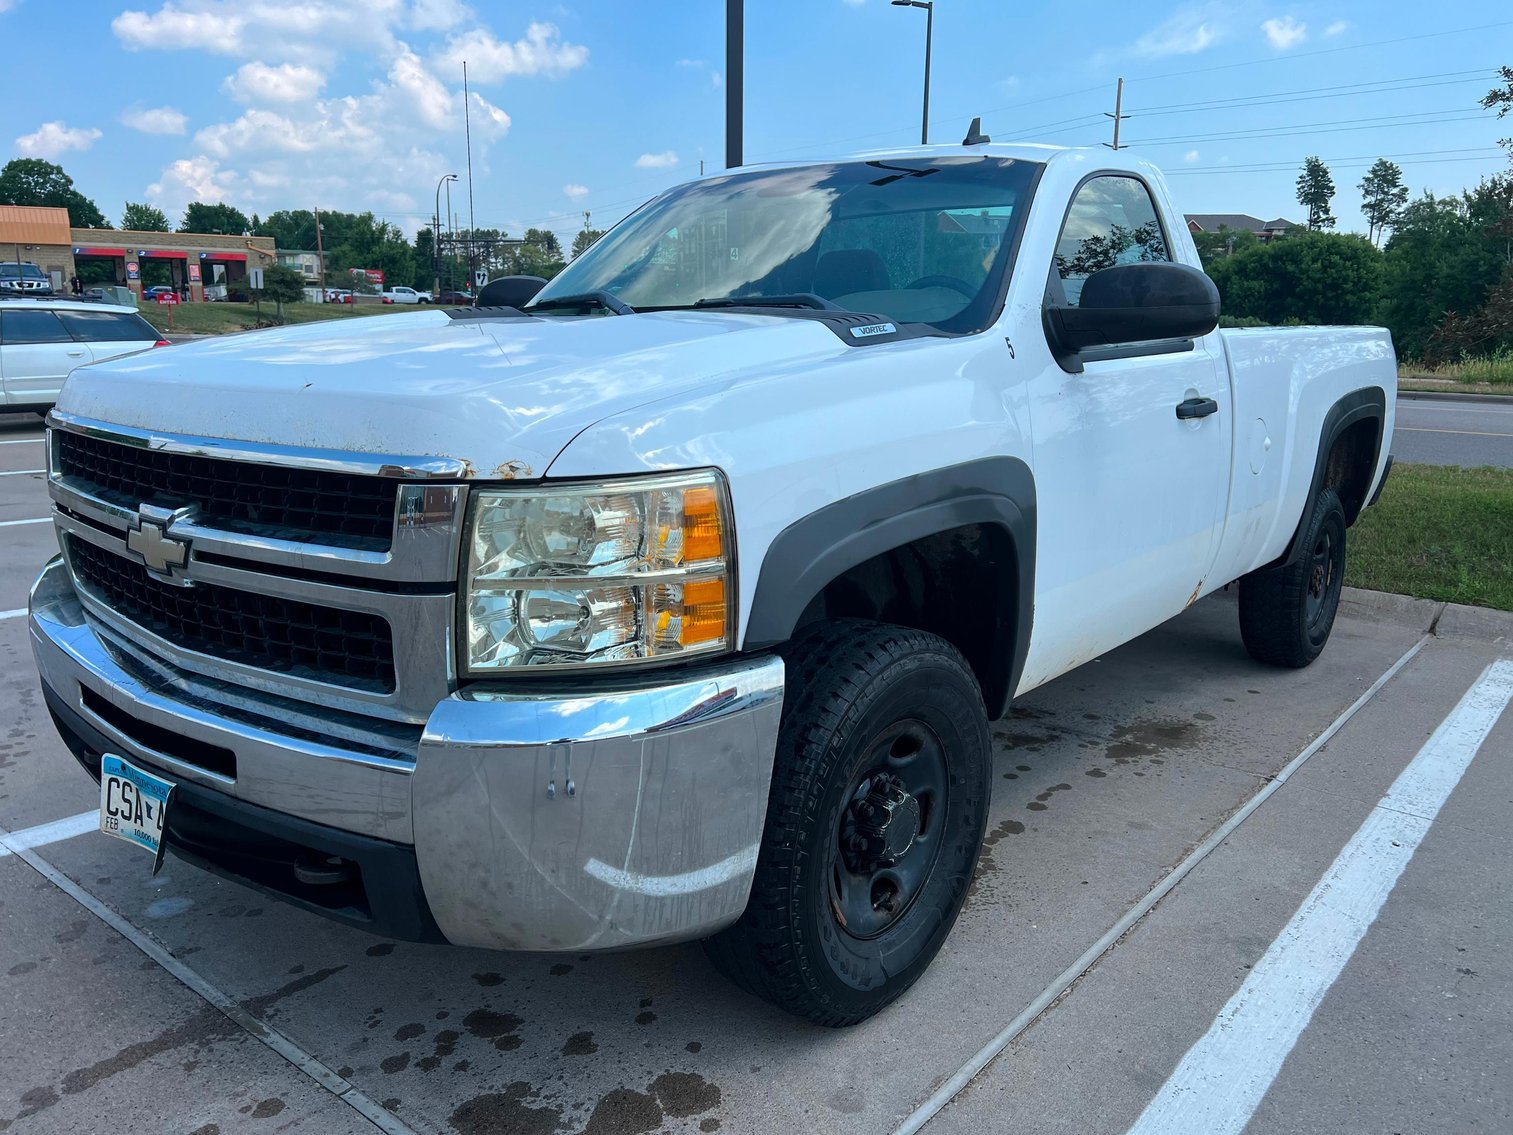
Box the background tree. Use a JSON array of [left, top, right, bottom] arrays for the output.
[[120, 201, 169, 232], [1207, 232, 1380, 325], [179, 201, 252, 235], [324, 212, 414, 293], [250, 263, 307, 320], [1482, 64, 1513, 160], [1358, 159, 1409, 246], [1296, 156, 1337, 230], [0, 158, 108, 227], [505, 228, 566, 278], [571, 225, 606, 259]]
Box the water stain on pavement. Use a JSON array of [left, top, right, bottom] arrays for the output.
[[450, 1081, 561, 1135]]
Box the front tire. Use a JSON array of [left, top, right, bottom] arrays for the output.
[[1238, 486, 1347, 667], [704, 621, 990, 1027]]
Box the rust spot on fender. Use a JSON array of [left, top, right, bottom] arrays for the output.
[[1184, 580, 1204, 610], [493, 459, 533, 479]]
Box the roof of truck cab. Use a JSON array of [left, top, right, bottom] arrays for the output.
[[728, 142, 1119, 172]]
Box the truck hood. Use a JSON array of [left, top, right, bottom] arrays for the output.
[[56, 309, 851, 477]]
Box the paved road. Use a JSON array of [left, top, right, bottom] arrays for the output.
[[1393, 394, 1513, 468], [1, 410, 1510, 1135]]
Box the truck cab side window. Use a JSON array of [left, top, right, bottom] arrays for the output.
[[1052, 177, 1171, 306]]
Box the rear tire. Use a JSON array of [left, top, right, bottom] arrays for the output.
[[703, 621, 990, 1027], [1238, 486, 1347, 668]]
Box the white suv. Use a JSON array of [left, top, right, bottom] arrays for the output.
[[0, 299, 165, 413]]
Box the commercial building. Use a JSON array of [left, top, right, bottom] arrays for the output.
[[0, 204, 277, 301]]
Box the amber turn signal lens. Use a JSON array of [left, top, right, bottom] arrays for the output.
[[678, 578, 727, 646], [680, 486, 724, 563]]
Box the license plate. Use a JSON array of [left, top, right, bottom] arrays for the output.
[[100, 754, 175, 872]]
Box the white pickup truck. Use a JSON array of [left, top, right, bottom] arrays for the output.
[[30, 141, 1395, 1027]]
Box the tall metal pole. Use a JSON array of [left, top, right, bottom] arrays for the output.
[[445, 181, 454, 294], [463, 61, 477, 288], [725, 0, 743, 168], [921, 2, 932, 145]]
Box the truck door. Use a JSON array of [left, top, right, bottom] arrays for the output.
[[1019, 173, 1231, 689]]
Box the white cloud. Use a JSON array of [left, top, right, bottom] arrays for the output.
[[120, 105, 188, 135], [224, 61, 326, 103], [842, 0, 866, 6], [563, 183, 589, 199], [996, 76, 1022, 93], [147, 155, 240, 214], [147, 49, 511, 231], [635, 150, 678, 169], [1183, 149, 1201, 162], [1261, 16, 1307, 50], [1323, 19, 1349, 37], [0, 0, 17, 13], [112, 0, 406, 65], [675, 57, 722, 89], [1129, 4, 1227, 59], [433, 21, 587, 82], [407, 0, 469, 30], [15, 121, 103, 159]]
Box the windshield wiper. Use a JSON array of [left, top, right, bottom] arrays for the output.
[[687, 293, 844, 312], [527, 289, 635, 316]]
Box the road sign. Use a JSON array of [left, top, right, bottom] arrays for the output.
[[155, 292, 179, 305], [248, 267, 264, 290]]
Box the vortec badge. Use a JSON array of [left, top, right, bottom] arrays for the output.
[[849, 322, 898, 340]]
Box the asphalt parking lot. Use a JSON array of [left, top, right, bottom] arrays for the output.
[[2, 408, 1510, 1135]]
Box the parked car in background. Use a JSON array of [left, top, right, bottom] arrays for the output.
[[383, 286, 424, 304], [0, 299, 165, 413], [435, 289, 474, 305], [143, 286, 176, 301], [323, 288, 352, 303], [1, 261, 55, 297]]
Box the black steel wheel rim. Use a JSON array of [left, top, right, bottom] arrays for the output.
[[1305, 526, 1340, 630], [829, 718, 949, 941]]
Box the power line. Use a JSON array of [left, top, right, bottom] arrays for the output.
[[1166, 146, 1506, 175], [1129, 109, 1490, 147], [1167, 153, 1507, 177], [1126, 19, 1513, 83], [1134, 74, 1498, 119]]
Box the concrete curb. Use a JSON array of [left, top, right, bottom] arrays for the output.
[[1397, 389, 1513, 405], [1340, 586, 1513, 644]]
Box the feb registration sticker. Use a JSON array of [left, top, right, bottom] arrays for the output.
[[100, 754, 175, 873]]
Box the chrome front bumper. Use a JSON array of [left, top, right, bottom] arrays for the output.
[[29, 557, 785, 951]]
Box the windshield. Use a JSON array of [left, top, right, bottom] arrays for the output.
[[1, 263, 47, 280], [532, 156, 1040, 334]]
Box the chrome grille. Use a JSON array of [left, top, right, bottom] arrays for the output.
[[48, 413, 468, 724], [56, 429, 399, 549], [67, 535, 397, 692]]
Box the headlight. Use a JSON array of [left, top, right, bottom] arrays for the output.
[[463, 470, 733, 673]]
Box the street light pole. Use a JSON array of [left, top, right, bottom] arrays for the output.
[[434, 173, 457, 298], [891, 0, 933, 145]]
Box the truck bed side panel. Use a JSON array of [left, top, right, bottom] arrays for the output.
[[1208, 326, 1396, 588]]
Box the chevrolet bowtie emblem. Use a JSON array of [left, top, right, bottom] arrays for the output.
[[127, 511, 191, 577]]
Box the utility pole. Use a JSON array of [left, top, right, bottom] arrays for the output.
[[1103, 77, 1129, 150], [313, 205, 326, 301], [726, 0, 743, 168], [463, 60, 477, 288]]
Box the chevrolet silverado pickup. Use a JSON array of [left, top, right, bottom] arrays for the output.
[[30, 141, 1396, 1026]]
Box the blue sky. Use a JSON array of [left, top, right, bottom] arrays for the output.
[[3, 0, 1509, 246]]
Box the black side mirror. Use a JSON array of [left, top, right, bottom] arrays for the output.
[[1046, 261, 1220, 359], [477, 275, 547, 308]]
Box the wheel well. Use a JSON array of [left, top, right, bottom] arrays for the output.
[[1322, 417, 1380, 525], [791, 523, 1018, 717]]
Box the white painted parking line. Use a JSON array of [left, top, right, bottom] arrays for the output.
[[1, 608, 26, 621], [0, 468, 45, 476], [0, 825, 422, 1135], [1124, 658, 1513, 1135], [0, 810, 97, 858], [1396, 426, 1513, 438], [0, 517, 50, 527], [893, 634, 1431, 1135]]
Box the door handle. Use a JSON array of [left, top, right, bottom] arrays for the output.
[[66, 350, 85, 357], [1175, 397, 1219, 420]]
